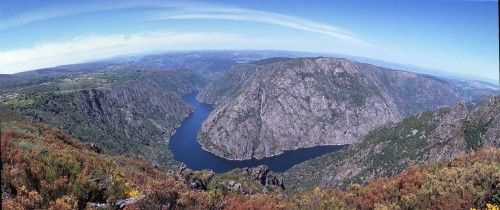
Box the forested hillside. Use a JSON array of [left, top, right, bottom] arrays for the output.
[[1, 69, 205, 169]]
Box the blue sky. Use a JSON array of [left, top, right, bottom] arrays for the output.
[[0, 0, 498, 82]]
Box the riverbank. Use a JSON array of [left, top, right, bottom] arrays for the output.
[[168, 93, 345, 173]]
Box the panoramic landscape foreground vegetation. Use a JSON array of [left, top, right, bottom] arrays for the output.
[[0, 1, 499, 209], [0, 53, 499, 209], [1, 106, 499, 209]]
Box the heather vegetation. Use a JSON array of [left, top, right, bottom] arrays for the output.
[[2, 108, 499, 209], [1, 114, 153, 209], [287, 150, 500, 209]]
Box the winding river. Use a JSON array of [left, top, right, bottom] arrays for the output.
[[168, 93, 344, 173]]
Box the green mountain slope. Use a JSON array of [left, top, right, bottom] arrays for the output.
[[284, 96, 499, 190], [1, 70, 205, 169]]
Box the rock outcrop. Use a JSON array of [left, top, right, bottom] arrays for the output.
[[233, 165, 285, 189], [209, 165, 285, 195], [115, 196, 146, 209], [197, 57, 496, 160], [175, 164, 215, 190]]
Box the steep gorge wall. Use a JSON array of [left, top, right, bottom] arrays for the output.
[[9, 71, 205, 169], [197, 57, 496, 160]]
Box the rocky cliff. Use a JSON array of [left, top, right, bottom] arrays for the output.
[[197, 57, 496, 160], [284, 96, 500, 190], [3, 70, 205, 169]]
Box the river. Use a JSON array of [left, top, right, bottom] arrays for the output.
[[168, 93, 344, 173]]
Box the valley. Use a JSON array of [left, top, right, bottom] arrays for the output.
[[1, 51, 499, 209], [168, 93, 344, 173], [197, 57, 496, 160], [2, 1, 499, 209], [1, 104, 498, 209]]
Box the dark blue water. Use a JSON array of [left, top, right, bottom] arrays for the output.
[[168, 93, 345, 173]]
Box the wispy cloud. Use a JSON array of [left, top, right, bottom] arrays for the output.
[[1, 28, 367, 74], [0, 0, 196, 30], [0, 0, 376, 73], [151, 7, 369, 45], [0, 31, 255, 73], [1, 0, 370, 46]]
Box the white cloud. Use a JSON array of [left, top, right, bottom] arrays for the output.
[[0, 0, 199, 30], [0, 0, 379, 73], [151, 7, 371, 46], [1, 31, 347, 74], [1, 0, 370, 46], [0, 31, 255, 73]]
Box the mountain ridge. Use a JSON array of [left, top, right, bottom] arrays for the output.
[[197, 57, 497, 160]]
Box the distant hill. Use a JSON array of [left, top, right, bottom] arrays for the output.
[[4, 50, 496, 90]]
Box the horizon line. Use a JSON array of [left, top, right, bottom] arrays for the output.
[[7, 49, 498, 86]]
